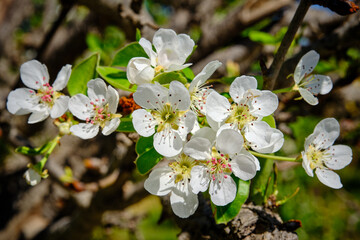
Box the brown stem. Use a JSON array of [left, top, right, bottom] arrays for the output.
[[263, 0, 311, 90]]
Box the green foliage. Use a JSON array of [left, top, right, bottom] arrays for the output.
[[153, 72, 188, 85], [212, 178, 250, 224], [182, 67, 195, 81], [289, 116, 321, 151], [262, 115, 276, 128], [249, 158, 274, 205], [116, 117, 136, 132], [111, 42, 148, 67], [135, 136, 163, 174], [248, 27, 287, 45], [136, 28, 142, 42], [15, 141, 52, 156], [67, 53, 99, 96], [96, 66, 137, 92]]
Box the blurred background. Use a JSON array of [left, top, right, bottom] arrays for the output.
[[0, 0, 359, 239]]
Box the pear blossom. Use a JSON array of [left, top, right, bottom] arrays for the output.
[[184, 126, 257, 206], [7, 60, 71, 123], [24, 168, 42, 186], [127, 28, 195, 85], [69, 79, 122, 139], [144, 154, 199, 218], [206, 75, 284, 154], [188, 60, 222, 115], [302, 118, 352, 189], [132, 81, 196, 157], [293, 50, 333, 105]]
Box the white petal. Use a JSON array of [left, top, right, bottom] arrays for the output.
[[20, 60, 49, 89], [139, 38, 157, 66], [170, 190, 198, 218], [240, 149, 260, 171], [50, 96, 69, 118], [153, 28, 178, 54], [176, 33, 195, 62], [192, 126, 216, 144], [303, 75, 332, 95], [169, 81, 190, 110], [206, 114, 223, 131], [153, 131, 183, 157], [231, 154, 257, 180], [177, 111, 196, 140], [216, 129, 244, 155], [166, 63, 192, 72], [52, 64, 72, 91], [294, 50, 319, 84], [301, 151, 314, 177], [244, 121, 284, 153], [209, 176, 236, 206], [184, 137, 212, 160], [132, 109, 156, 137], [248, 90, 278, 117], [325, 145, 352, 170], [106, 85, 119, 113], [206, 92, 231, 122], [315, 168, 342, 189], [229, 76, 257, 103], [133, 83, 168, 109], [127, 57, 155, 85], [189, 60, 222, 91], [28, 110, 49, 124], [144, 167, 174, 196], [7, 88, 37, 115], [190, 165, 210, 193], [299, 88, 319, 106], [68, 94, 92, 120], [24, 169, 41, 186], [102, 118, 120, 136], [70, 123, 99, 139], [310, 118, 340, 149], [87, 79, 107, 102]]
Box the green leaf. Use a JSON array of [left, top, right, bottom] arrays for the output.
[[289, 116, 321, 151], [136, 28, 142, 42], [249, 31, 278, 44], [116, 117, 136, 132], [15, 142, 52, 156], [153, 72, 187, 85], [67, 53, 99, 96], [182, 67, 195, 80], [212, 178, 250, 224], [111, 42, 148, 67], [135, 136, 163, 174], [97, 66, 137, 92], [262, 115, 276, 128]]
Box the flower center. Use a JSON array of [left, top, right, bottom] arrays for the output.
[[190, 87, 211, 114], [306, 145, 329, 169], [86, 101, 121, 128], [205, 147, 232, 182], [152, 103, 181, 132], [226, 103, 257, 130], [169, 154, 196, 183], [36, 83, 61, 107]]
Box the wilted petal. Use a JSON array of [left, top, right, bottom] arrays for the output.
[[50, 95, 69, 118], [315, 168, 342, 189], [325, 145, 352, 170], [229, 76, 257, 104], [20, 60, 49, 90], [209, 176, 236, 206], [53, 64, 72, 91], [70, 123, 99, 139]]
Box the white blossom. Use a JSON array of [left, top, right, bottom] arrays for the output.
[[7, 60, 71, 123], [206, 75, 284, 154], [69, 79, 121, 139], [184, 126, 257, 206], [144, 154, 199, 218], [293, 50, 333, 105], [24, 168, 42, 186], [302, 118, 352, 189], [127, 28, 195, 85], [188, 61, 222, 115], [132, 81, 196, 157]]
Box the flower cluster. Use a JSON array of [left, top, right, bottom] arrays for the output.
[[6, 28, 352, 220]]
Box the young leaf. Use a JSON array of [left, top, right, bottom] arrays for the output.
[[116, 117, 136, 132], [67, 53, 99, 96], [248, 31, 278, 44], [262, 115, 276, 128], [136, 28, 142, 42], [111, 42, 148, 67], [97, 66, 137, 92], [212, 178, 250, 224], [135, 136, 163, 174], [15, 142, 52, 156], [153, 72, 187, 85], [182, 67, 195, 80]]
